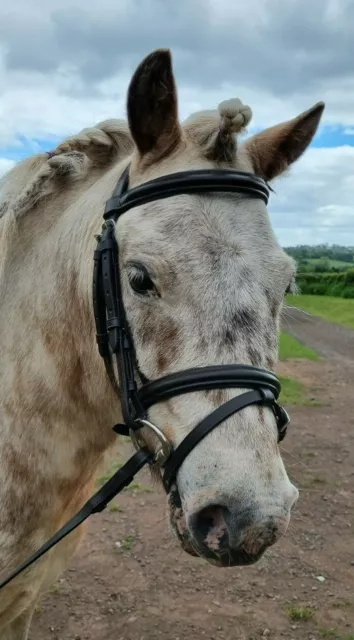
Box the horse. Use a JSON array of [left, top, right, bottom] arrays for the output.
[[0, 48, 324, 639]]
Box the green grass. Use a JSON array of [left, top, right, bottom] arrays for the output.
[[279, 331, 320, 361], [96, 457, 153, 494], [332, 600, 352, 609], [278, 376, 320, 406], [109, 504, 122, 513], [319, 629, 354, 640], [277, 331, 321, 407], [122, 535, 134, 550], [123, 482, 153, 493], [286, 294, 354, 330], [96, 459, 122, 488], [287, 605, 313, 621], [305, 257, 351, 270], [49, 584, 61, 595], [300, 475, 327, 489]]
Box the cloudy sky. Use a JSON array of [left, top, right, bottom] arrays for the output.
[[0, 0, 353, 246]]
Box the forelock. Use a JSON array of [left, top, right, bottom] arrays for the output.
[[182, 98, 253, 164]]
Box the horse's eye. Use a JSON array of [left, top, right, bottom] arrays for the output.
[[128, 264, 156, 296]]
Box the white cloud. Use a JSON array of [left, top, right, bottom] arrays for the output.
[[269, 146, 354, 245], [0, 0, 353, 246], [0, 158, 15, 177], [0, 69, 128, 146], [0, 0, 353, 145]]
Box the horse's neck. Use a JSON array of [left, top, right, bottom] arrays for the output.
[[0, 182, 120, 489]]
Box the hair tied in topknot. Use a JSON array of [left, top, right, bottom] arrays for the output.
[[218, 99, 252, 134]]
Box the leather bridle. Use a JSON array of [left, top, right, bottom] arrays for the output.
[[0, 163, 290, 591], [94, 164, 290, 492]]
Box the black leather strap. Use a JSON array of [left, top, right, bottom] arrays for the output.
[[104, 167, 269, 219], [138, 365, 281, 410], [93, 239, 111, 359], [93, 221, 146, 430], [163, 389, 269, 492]]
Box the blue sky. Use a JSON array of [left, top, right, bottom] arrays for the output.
[[3, 125, 353, 160], [312, 127, 354, 148], [0, 0, 353, 246], [0, 137, 58, 161]]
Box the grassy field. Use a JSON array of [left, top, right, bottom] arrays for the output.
[[278, 375, 319, 406], [279, 331, 319, 361], [277, 331, 321, 406], [286, 294, 354, 330], [304, 257, 351, 270]]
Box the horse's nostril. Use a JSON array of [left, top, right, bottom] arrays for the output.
[[193, 505, 230, 551], [196, 507, 216, 537], [188, 498, 289, 564]]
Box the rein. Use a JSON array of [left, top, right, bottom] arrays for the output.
[[0, 164, 290, 592]]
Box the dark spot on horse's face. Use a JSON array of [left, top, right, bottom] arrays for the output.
[[156, 320, 180, 373], [258, 406, 266, 426], [265, 330, 277, 351], [264, 287, 282, 319], [234, 309, 258, 332], [263, 330, 278, 369], [223, 328, 234, 347], [202, 240, 221, 270], [222, 309, 258, 347], [206, 388, 226, 406], [209, 247, 221, 270], [134, 304, 180, 373], [271, 300, 280, 318], [248, 346, 260, 367], [139, 308, 155, 346], [169, 485, 182, 510], [239, 266, 253, 283]]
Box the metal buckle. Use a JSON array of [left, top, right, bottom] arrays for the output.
[[129, 419, 173, 466]]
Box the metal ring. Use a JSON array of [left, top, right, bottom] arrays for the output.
[[130, 418, 173, 466]]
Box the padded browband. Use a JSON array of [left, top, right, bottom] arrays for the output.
[[137, 365, 281, 410], [104, 167, 270, 220]]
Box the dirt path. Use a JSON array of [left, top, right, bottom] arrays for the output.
[[282, 306, 354, 362], [30, 315, 354, 640]]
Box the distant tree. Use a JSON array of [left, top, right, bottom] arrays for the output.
[[284, 244, 354, 266]]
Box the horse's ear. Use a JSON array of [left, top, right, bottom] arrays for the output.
[[127, 49, 182, 161], [242, 102, 325, 182]]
